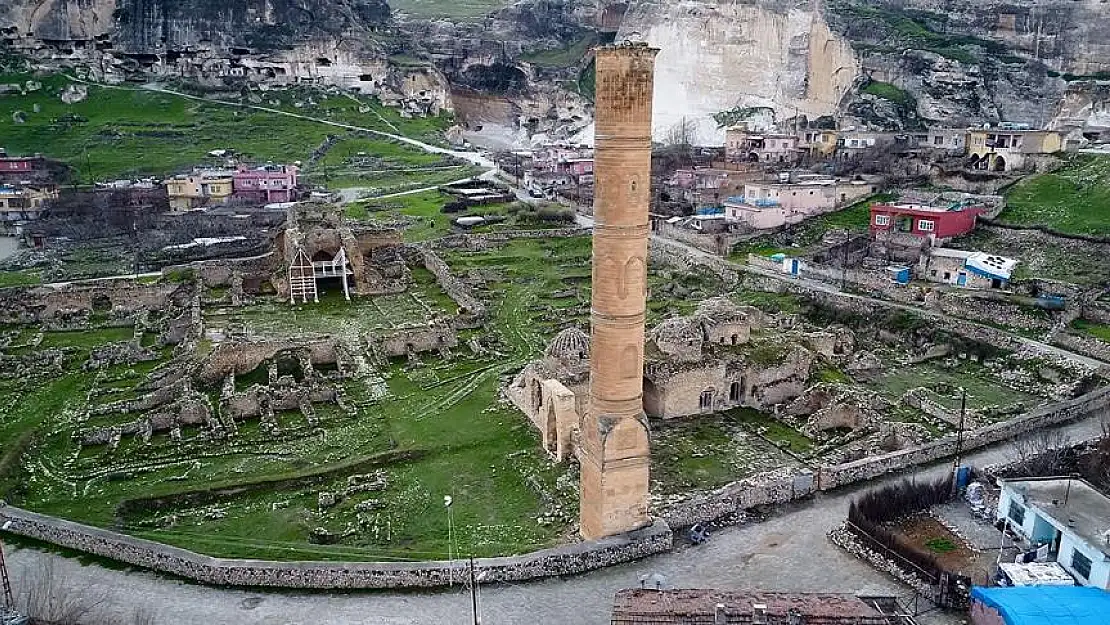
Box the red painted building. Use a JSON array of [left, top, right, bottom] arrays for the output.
[[870, 202, 985, 239], [0, 152, 47, 183]]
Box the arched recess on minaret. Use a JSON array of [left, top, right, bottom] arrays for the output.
[[620, 256, 646, 300], [619, 344, 640, 380], [602, 414, 649, 454]]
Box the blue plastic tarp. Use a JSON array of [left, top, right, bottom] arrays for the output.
[[971, 586, 1110, 625]]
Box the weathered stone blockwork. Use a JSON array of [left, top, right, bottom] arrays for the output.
[[0, 506, 671, 590]]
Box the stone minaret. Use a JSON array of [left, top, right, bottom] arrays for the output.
[[579, 44, 657, 540]]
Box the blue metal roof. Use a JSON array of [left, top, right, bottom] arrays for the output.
[[971, 586, 1110, 625]]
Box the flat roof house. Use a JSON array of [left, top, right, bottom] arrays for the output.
[[970, 586, 1110, 625], [919, 248, 1018, 290], [968, 127, 1064, 172], [870, 202, 984, 241], [724, 180, 837, 230], [997, 477, 1110, 589], [611, 589, 901, 625]]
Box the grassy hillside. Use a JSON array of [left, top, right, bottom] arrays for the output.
[[1001, 156, 1110, 236], [0, 74, 452, 181]]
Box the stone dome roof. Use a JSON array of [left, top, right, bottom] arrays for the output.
[[695, 297, 747, 322], [649, 316, 704, 346], [544, 327, 590, 362]]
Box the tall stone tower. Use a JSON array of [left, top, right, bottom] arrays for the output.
[[579, 43, 658, 540]]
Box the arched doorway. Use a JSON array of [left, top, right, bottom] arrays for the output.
[[643, 377, 663, 417], [992, 155, 1007, 172], [729, 380, 743, 403], [699, 387, 715, 412]]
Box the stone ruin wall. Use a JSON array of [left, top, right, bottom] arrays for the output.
[[0, 505, 671, 590], [662, 385, 1110, 528], [0, 280, 190, 324], [196, 339, 340, 385], [408, 246, 487, 325], [375, 323, 458, 358]]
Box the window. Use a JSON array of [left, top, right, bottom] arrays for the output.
[[1071, 549, 1092, 580], [874, 214, 890, 226], [729, 381, 742, 402], [699, 389, 714, 410], [917, 219, 935, 232], [934, 136, 944, 145], [1008, 501, 1025, 525]]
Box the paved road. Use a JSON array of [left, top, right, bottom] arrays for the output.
[[9, 411, 1106, 625]]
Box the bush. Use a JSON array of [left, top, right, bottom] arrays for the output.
[[846, 476, 953, 582]]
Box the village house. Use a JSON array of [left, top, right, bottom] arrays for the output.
[[837, 129, 897, 155], [666, 167, 749, 206], [918, 248, 1018, 289], [725, 126, 800, 163], [0, 150, 48, 183], [165, 170, 235, 211], [797, 128, 839, 156], [967, 125, 1064, 172], [0, 184, 58, 224], [908, 128, 968, 152], [997, 477, 1110, 589], [970, 586, 1110, 625], [870, 202, 984, 241], [721, 173, 875, 230], [611, 589, 904, 625], [232, 164, 299, 204]]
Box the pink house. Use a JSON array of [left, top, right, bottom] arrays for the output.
[[724, 181, 837, 229], [232, 164, 299, 204]]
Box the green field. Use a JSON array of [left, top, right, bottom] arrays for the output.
[[862, 81, 913, 106], [1001, 156, 1110, 236], [389, 0, 513, 20], [0, 74, 453, 181], [520, 35, 597, 68], [1071, 319, 1110, 342]]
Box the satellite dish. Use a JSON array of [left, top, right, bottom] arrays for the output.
[[444, 495, 453, 508]]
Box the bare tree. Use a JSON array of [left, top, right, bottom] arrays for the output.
[[1008, 428, 1073, 477]]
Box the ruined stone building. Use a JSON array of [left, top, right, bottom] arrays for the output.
[[509, 298, 827, 463], [275, 202, 407, 303]]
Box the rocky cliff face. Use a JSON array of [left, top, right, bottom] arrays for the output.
[[618, 0, 857, 144], [3, 0, 1109, 145]]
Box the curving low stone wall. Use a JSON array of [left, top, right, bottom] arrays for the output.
[[0, 505, 671, 590]]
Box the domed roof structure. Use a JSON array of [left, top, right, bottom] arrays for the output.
[[544, 327, 591, 362], [649, 316, 705, 354], [695, 297, 747, 323]]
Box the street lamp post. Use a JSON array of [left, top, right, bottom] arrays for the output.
[[444, 495, 455, 586]]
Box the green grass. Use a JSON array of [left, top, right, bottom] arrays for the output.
[[0, 74, 454, 181], [0, 269, 43, 288], [388, 0, 513, 20], [862, 81, 913, 106], [1071, 319, 1110, 342], [925, 537, 957, 553], [726, 407, 814, 455], [866, 362, 1039, 412], [520, 35, 597, 68], [729, 193, 894, 260], [1000, 156, 1110, 236]]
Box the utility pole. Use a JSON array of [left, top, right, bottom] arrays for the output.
[[444, 495, 454, 585], [952, 387, 967, 495], [469, 556, 480, 625], [0, 536, 14, 612]]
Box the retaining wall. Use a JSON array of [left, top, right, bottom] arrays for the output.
[[0, 505, 671, 590]]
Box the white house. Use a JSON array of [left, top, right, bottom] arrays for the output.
[[997, 477, 1110, 590]]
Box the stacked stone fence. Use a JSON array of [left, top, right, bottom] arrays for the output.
[[409, 247, 486, 324], [426, 227, 586, 251], [1052, 332, 1110, 366], [650, 238, 739, 284], [0, 505, 671, 590], [979, 218, 1110, 245], [1083, 303, 1110, 325], [663, 385, 1110, 527]]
